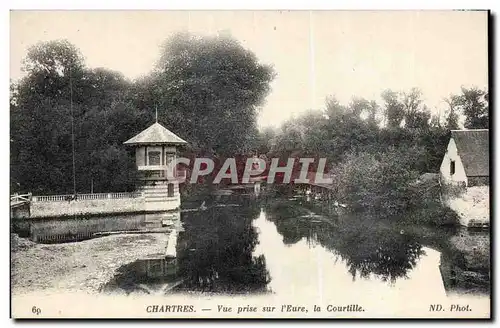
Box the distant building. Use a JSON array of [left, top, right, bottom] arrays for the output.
[[440, 129, 489, 187]]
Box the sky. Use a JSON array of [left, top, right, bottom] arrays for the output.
[[10, 10, 488, 128]]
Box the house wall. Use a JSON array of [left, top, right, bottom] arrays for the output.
[[135, 146, 178, 167], [141, 181, 181, 212], [440, 138, 468, 186], [136, 146, 146, 167]]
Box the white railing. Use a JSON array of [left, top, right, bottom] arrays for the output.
[[32, 192, 143, 202], [11, 192, 32, 202], [137, 165, 168, 171]]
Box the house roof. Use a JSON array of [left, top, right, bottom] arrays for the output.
[[451, 129, 489, 177], [123, 122, 188, 145]]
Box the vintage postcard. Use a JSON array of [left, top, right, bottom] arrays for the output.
[[10, 10, 490, 319]]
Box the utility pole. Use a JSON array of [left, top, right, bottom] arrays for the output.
[[70, 68, 77, 196]]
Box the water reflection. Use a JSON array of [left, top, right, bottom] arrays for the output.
[[101, 256, 180, 295], [252, 207, 449, 304], [262, 198, 489, 296], [174, 202, 270, 294], [100, 196, 489, 298], [264, 200, 425, 283]]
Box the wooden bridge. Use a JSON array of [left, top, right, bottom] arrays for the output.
[[10, 193, 32, 218], [10, 193, 32, 207]]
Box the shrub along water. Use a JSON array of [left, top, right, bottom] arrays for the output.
[[331, 146, 459, 226]]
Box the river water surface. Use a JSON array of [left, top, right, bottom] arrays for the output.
[[102, 196, 490, 301]]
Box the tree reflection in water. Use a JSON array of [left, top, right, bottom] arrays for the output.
[[329, 221, 425, 282], [100, 197, 487, 296], [264, 200, 425, 283], [176, 201, 271, 294]]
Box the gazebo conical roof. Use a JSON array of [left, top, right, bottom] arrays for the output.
[[124, 122, 188, 146]]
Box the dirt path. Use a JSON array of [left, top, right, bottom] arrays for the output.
[[11, 233, 169, 295]]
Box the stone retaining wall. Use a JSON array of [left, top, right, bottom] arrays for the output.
[[30, 198, 145, 218], [13, 189, 182, 219]]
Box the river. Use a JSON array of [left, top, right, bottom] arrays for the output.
[[102, 195, 490, 300]]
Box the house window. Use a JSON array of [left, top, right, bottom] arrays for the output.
[[450, 160, 456, 175], [168, 183, 175, 197], [148, 151, 161, 166], [165, 154, 175, 166], [165, 154, 175, 176]]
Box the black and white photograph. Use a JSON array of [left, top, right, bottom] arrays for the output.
[[9, 10, 490, 318]]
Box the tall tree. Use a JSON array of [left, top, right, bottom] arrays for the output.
[[146, 32, 276, 157], [366, 100, 380, 126], [11, 40, 142, 194], [381, 89, 405, 128], [444, 94, 461, 130], [458, 87, 489, 129], [11, 35, 276, 193], [255, 127, 277, 154], [11, 40, 85, 193], [401, 88, 430, 130], [349, 97, 370, 117]]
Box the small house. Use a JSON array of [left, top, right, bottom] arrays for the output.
[[124, 122, 188, 212], [439, 129, 489, 187]]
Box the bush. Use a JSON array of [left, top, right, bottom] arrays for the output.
[[333, 146, 424, 216], [407, 200, 460, 226], [331, 146, 460, 226], [406, 176, 460, 226]]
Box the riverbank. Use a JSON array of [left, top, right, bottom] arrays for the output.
[[444, 186, 489, 227], [11, 233, 169, 295]]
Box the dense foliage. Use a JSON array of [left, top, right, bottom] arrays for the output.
[[265, 86, 488, 219], [11, 35, 275, 194]]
